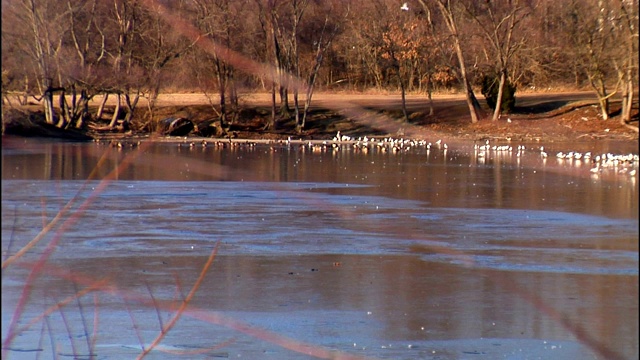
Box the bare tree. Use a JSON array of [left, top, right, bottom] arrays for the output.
[[1, 8, 37, 107], [102, 0, 182, 130], [287, 0, 308, 130], [57, 0, 110, 129], [255, 0, 282, 129], [106, 0, 140, 129], [3, 0, 106, 129], [613, 0, 639, 127], [420, 5, 450, 116], [268, 0, 303, 120], [464, 0, 531, 121], [376, 8, 412, 122], [563, 0, 625, 121], [351, 0, 395, 90], [190, 0, 245, 133], [6, 0, 64, 126], [298, 1, 349, 132], [418, 0, 482, 123], [136, 1, 199, 114]]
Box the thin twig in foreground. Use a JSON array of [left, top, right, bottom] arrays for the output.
[[15, 279, 107, 335], [137, 242, 219, 359], [145, 282, 165, 329], [58, 302, 78, 358]]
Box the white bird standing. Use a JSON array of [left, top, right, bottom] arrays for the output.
[[401, 2, 409, 11]]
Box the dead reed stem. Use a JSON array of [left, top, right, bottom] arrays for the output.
[[136, 242, 219, 359]]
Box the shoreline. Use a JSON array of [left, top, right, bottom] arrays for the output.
[[3, 91, 638, 144]]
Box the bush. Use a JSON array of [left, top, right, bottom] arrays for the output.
[[481, 73, 516, 113]]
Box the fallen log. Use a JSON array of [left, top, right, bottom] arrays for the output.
[[158, 117, 194, 136]]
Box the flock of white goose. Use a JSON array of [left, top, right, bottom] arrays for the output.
[[475, 140, 638, 177], [108, 131, 637, 179], [325, 132, 639, 179]]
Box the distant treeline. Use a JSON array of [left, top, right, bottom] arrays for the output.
[[1, 0, 637, 130]]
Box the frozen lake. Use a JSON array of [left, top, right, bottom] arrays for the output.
[[2, 137, 638, 359]]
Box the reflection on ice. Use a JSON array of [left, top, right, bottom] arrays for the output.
[[2, 140, 638, 360], [2, 180, 636, 276]]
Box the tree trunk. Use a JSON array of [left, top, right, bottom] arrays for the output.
[[619, 26, 636, 125], [75, 96, 90, 129], [620, 72, 634, 125], [96, 93, 109, 120], [57, 85, 91, 129], [43, 86, 56, 125], [430, 0, 481, 123], [592, 76, 610, 121], [462, 75, 481, 124], [426, 73, 434, 116], [597, 97, 610, 121], [57, 90, 68, 128], [417, 0, 481, 122], [399, 71, 409, 122], [299, 96, 311, 133], [229, 69, 239, 124], [492, 70, 507, 121], [300, 59, 322, 133], [217, 70, 227, 129], [293, 88, 300, 130], [109, 93, 121, 128], [123, 92, 139, 124], [265, 79, 277, 131], [279, 86, 290, 118]]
